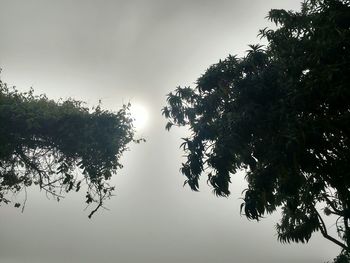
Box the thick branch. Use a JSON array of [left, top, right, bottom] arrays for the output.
[[314, 208, 348, 250], [344, 215, 350, 249]]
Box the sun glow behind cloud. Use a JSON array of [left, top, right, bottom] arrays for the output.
[[130, 103, 149, 130]]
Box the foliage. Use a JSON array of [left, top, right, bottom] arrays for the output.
[[0, 76, 136, 218], [163, 0, 350, 254], [330, 251, 350, 263]]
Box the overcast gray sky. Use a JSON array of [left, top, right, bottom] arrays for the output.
[[0, 0, 341, 262]]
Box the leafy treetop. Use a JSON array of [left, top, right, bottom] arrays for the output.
[[163, 0, 350, 256], [0, 77, 136, 218]]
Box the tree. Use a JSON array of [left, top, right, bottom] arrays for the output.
[[0, 76, 137, 218], [163, 0, 350, 257]]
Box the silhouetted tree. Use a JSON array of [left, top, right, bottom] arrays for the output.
[[163, 0, 350, 258], [0, 76, 137, 218]]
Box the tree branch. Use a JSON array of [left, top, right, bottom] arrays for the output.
[[314, 208, 348, 250]]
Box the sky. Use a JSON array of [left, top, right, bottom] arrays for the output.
[[0, 0, 341, 262]]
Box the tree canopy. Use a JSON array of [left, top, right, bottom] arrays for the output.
[[163, 0, 350, 257], [0, 77, 136, 218]]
